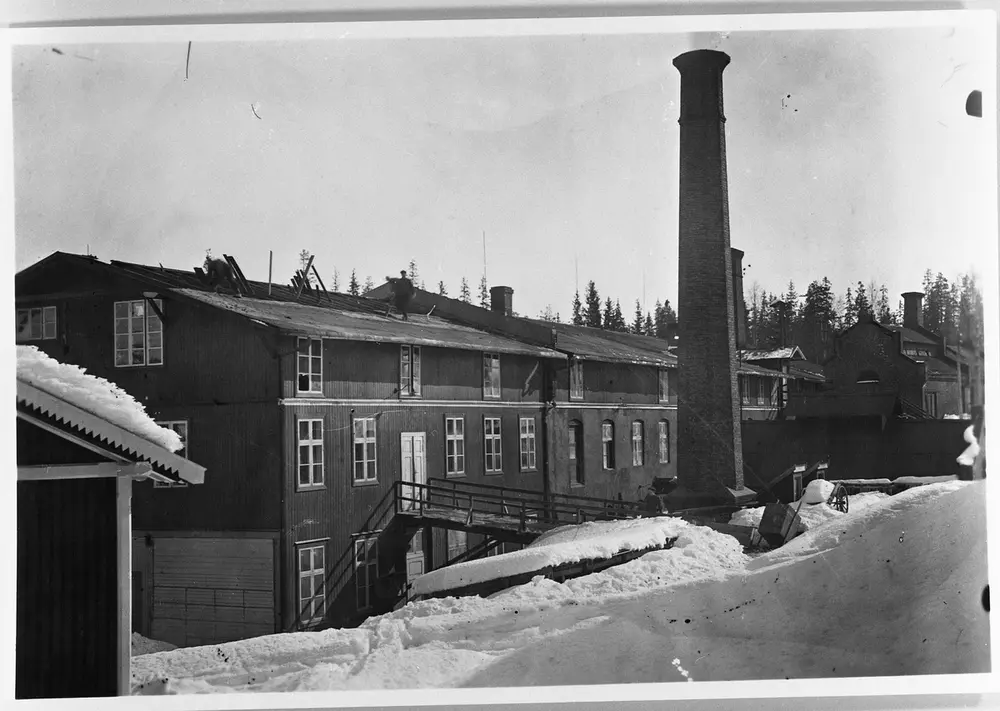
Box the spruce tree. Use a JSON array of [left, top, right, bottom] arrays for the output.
[[459, 277, 471, 303], [644, 313, 655, 337], [571, 291, 584, 326], [437, 280, 448, 296], [584, 281, 602, 328], [632, 300, 644, 334], [408, 259, 419, 283], [363, 276, 374, 294], [479, 275, 489, 309], [602, 297, 615, 330], [843, 286, 856, 328], [331, 268, 340, 292], [348, 270, 360, 296], [853, 280, 872, 321]]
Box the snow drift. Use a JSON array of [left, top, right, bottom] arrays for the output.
[[16, 345, 182, 452], [131, 481, 989, 693]]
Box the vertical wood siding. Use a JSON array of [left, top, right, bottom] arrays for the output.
[[16, 478, 118, 699]]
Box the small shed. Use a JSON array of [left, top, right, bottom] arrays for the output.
[[15, 349, 206, 699]]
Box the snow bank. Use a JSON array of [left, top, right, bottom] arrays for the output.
[[16, 346, 181, 452], [894, 475, 958, 486], [132, 482, 989, 693], [132, 633, 178, 656], [802, 478, 834, 504], [411, 515, 689, 596], [729, 491, 890, 533]]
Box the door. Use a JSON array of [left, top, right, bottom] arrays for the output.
[[400, 432, 427, 511], [406, 529, 426, 587]]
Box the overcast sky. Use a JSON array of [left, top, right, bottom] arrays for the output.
[[12, 20, 995, 319]]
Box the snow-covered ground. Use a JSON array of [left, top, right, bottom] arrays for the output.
[[132, 633, 177, 656], [131, 481, 989, 693], [729, 490, 891, 533], [16, 345, 182, 452]]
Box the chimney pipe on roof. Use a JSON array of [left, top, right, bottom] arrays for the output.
[[490, 286, 513, 317], [902, 292, 924, 330]]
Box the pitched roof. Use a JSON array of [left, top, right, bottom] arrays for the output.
[[740, 346, 805, 361], [16, 380, 205, 485]]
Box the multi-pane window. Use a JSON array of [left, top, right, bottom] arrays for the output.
[[519, 417, 537, 471], [658, 420, 670, 464], [297, 338, 322, 393], [400, 345, 421, 397], [739, 375, 752, 406], [601, 421, 615, 470], [631, 421, 644, 467], [658, 368, 678, 404], [154, 420, 189, 488], [445, 416, 465, 477], [483, 353, 501, 399], [484, 417, 503, 473], [114, 299, 163, 367], [298, 542, 326, 626], [16, 306, 57, 342], [297, 419, 324, 489], [569, 420, 584, 486], [355, 535, 379, 611], [353, 417, 377, 483], [569, 360, 584, 400], [446, 529, 467, 563]]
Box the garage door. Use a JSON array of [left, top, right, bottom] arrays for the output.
[[151, 537, 275, 647]]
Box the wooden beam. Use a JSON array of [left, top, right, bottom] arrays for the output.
[[294, 255, 315, 300], [17, 462, 154, 481], [117, 475, 132, 696]]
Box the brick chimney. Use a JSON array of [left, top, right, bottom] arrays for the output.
[[902, 292, 924, 330], [671, 49, 752, 508], [490, 286, 513, 316], [731, 248, 747, 349]]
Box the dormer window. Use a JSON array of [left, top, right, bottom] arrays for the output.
[[483, 353, 501, 399], [16, 306, 57, 342], [114, 300, 163, 367]]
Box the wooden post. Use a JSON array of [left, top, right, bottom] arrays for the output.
[[117, 475, 132, 696]]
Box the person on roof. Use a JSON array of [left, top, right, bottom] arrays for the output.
[[384, 270, 415, 320]]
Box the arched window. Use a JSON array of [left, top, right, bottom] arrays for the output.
[[601, 420, 615, 470], [631, 421, 645, 467]]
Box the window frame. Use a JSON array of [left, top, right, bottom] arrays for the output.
[[483, 353, 502, 400], [352, 417, 378, 484], [569, 360, 584, 401], [113, 299, 163, 368], [601, 420, 615, 470], [297, 541, 327, 627], [354, 534, 379, 612], [658, 420, 670, 464], [631, 420, 644, 467], [484, 416, 503, 474], [296, 337, 323, 394], [296, 418, 325, 490], [569, 420, 584, 486], [445, 415, 466, 477], [519, 416, 537, 472], [16, 305, 57, 343], [400, 345, 422, 397], [153, 420, 190, 488]]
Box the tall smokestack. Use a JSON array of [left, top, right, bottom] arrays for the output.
[[731, 248, 747, 349], [902, 291, 924, 330], [671, 49, 753, 508]]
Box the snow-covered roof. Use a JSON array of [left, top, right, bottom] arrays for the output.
[[740, 346, 805, 361], [16, 346, 205, 484], [411, 516, 691, 596]]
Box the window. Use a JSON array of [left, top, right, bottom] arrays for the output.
[[483, 353, 501, 399], [400, 345, 421, 397], [297, 338, 322, 393], [297, 419, 324, 489], [354, 535, 379, 611], [484, 417, 503, 473], [16, 306, 57, 342], [924, 391, 939, 418], [114, 299, 163, 367], [353, 417, 377, 483], [631, 421, 645, 467], [658, 420, 670, 463], [154, 420, 189, 488], [519, 417, 537, 471], [445, 416, 466, 476], [446, 530, 467, 563], [569, 420, 584, 486], [298, 542, 326, 626], [601, 421, 615, 470], [739, 375, 751, 405], [659, 368, 678, 404], [569, 360, 584, 400]]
